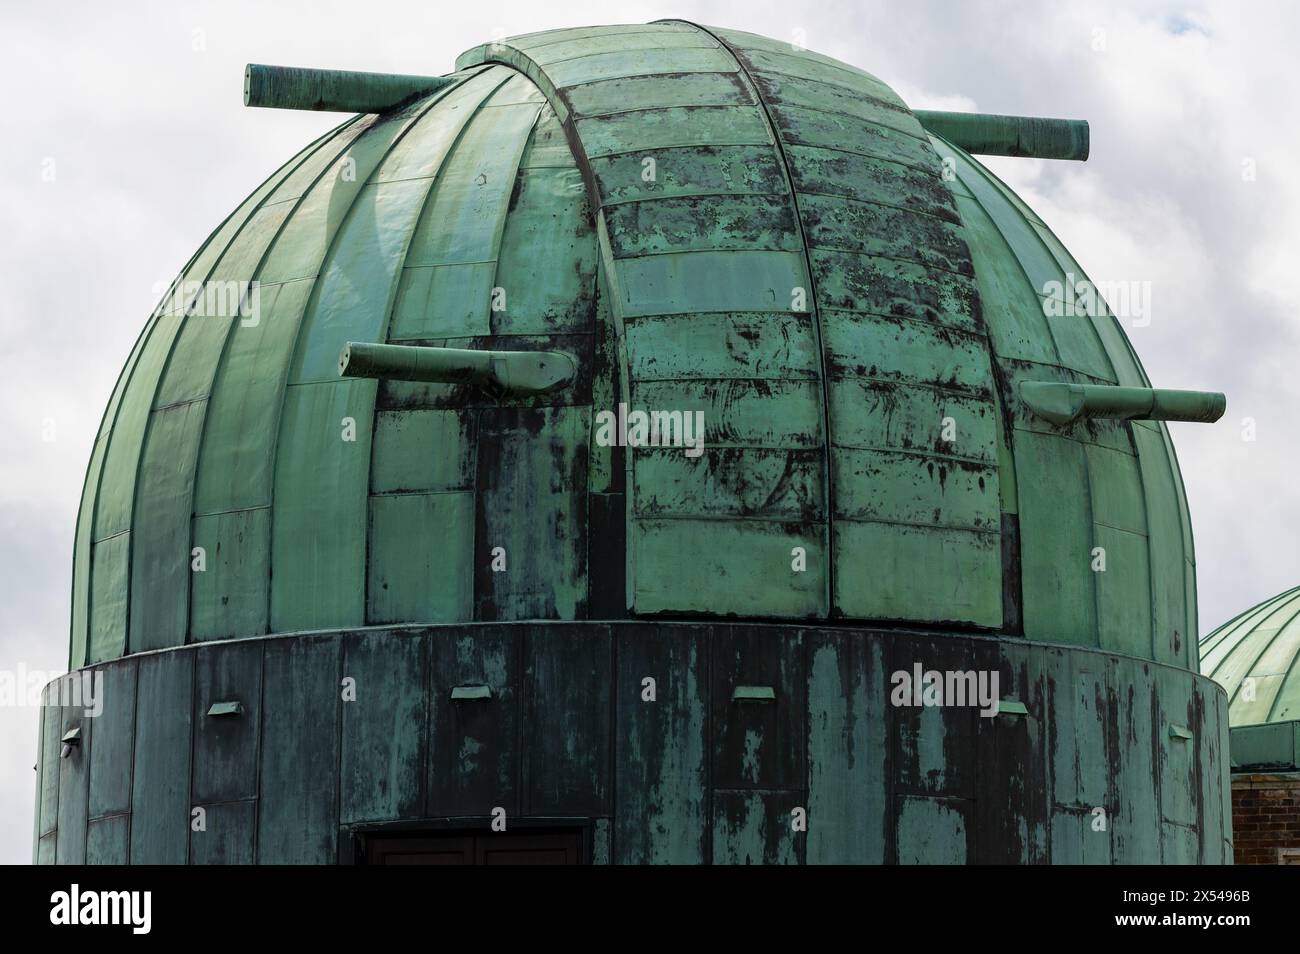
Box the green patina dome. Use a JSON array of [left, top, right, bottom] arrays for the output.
[[1202, 586, 1300, 726], [70, 20, 1198, 669]]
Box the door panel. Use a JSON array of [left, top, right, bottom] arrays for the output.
[[363, 829, 582, 865]]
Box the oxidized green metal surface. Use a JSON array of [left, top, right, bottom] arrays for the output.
[[932, 129, 1198, 666], [1019, 381, 1226, 425], [46, 20, 1233, 867], [35, 621, 1233, 864], [339, 341, 576, 394], [913, 110, 1090, 161], [72, 22, 1200, 669], [244, 63, 453, 113], [1201, 584, 1300, 726]]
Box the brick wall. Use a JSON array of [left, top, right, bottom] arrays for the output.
[[1230, 773, 1300, 865]]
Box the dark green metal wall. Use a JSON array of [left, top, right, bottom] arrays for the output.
[[36, 623, 1232, 864]]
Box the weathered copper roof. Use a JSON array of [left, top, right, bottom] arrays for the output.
[[71, 21, 1199, 670], [1202, 585, 1300, 725]]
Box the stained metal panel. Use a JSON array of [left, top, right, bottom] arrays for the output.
[[69, 434, 108, 668], [130, 652, 193, 864], [712, 791, 800, 864], [1198, 678, 1228, 863], [257, 636, 339, 864], [189, 279, 314, 519], [340, 631, 428, 822], [87, 662, 135, 819], [270, 379, 375, 630], [1135, 422, 1193, 666], [836, 521, 1001, 624], [1051, 808, 1112, 864], [1157, 665, 1199, 828], [566, 71, 753, 117], [388, 75, 536, 341], [1110, 656, 1160, 863], [368, 493, 474, 623], [1162, 822, 1201, 864], [370, 409, 474, 494], [492, 110, 598, 336], [190, 801, 256, 864], [890, 636, 977, 799], [613, 624, 708, 864], [947, 190, 1060, 365], [85, 815, 128, 865], [44, 621, 1232, 866], [267, 79, 510, 632], [1015, 430, 1097, 644], [632, 518, 827, 617], [522, 625, 611, 815], [143, 124, 367, 649], [428, 626, 520, 816], [976, 643, 1049, 863], [593, 144, 784, 206], [527, 29, 718, 65], [1048, 654, 1110, 813], [192, 642, 262, 803], [38, 681, 61, 837], [546, 47, 734, 88], [55, 695, 90, 864], [190, 508, 270, 639], [805, 631, 887, 863], [88, 533, 129, 663], [474, 406, 589, 620], [896, 795, 970, 864], [129, 399, 206, 650], [713, 625, 805, 790]]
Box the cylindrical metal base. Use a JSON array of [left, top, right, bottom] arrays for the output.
[[34, 622, 1231, 864]]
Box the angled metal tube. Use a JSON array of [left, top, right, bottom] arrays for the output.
[[244, 64, 454, 113], [1020, 381, 1226, 426], [915, 110, 1090, 161], [339, 341, 576, 396]]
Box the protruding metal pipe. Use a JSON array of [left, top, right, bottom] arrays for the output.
[[339, 341, 576, 396], [915, 110, 1090, 161], [244, 64, 454, 113], [1020, 381, 1226, 426]]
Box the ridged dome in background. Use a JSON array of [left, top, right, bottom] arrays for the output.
[[1202, 586, 1300, 726], [71, 20, 1197, 671]]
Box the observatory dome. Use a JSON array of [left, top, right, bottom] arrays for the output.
[[72, 20, 1197, 669], [41, 18, 1234, 869], [1202, 585, 1300, 726]]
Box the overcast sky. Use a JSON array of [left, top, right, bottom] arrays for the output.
[[2, 0, 1296, 864]]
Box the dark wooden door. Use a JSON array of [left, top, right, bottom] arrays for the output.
[[364, 829, 582, 865], [366, 834, 474, 865]]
